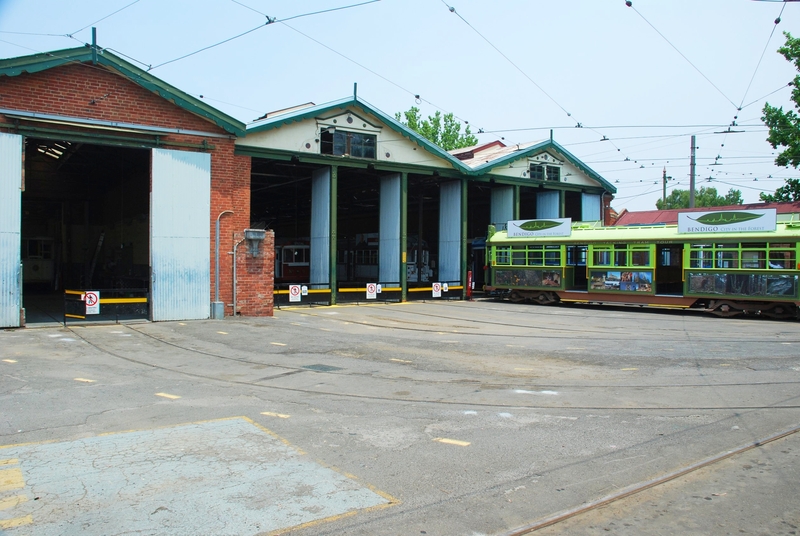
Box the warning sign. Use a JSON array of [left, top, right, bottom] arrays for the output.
[[289, 285, 302, 303], [85, 291, 100, 315], [432, 282, 441, 298], [366, 283, 377, 300]]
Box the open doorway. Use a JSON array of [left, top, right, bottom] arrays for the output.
[[21, 138, 150, 323]]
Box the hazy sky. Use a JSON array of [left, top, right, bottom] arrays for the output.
[[1, 0, 798, 212]]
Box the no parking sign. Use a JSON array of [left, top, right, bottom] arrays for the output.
[[289, 285, 302, 303]]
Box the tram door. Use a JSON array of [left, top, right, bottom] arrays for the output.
[[656, 245, 683, 295]]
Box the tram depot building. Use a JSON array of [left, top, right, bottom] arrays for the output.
[[0, 46, 616, 328]]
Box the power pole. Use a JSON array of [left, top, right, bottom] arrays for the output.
[[689, 135, 697, 208], [662, 167, 667, 206]]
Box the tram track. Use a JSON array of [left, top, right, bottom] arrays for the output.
[[284, 301, 800, 343], [61, 323, 800, 412]]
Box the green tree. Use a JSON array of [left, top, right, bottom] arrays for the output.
[[395, 107, 478, 151], [759, 178, 800, 202], [655, 187, 743, 210], [761, 32, 800, 201]]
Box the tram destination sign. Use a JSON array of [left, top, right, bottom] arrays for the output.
[[508, 218, 572, 238], [677, 209, 777, 234]]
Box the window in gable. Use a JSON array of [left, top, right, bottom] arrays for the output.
[[321, 130, 376, 159]]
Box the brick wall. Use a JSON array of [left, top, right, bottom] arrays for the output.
[[0, 61, 273, 317]]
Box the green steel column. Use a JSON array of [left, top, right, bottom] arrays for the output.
[[514, 185, 521, 219], [329, 165, 338, 305], [461, 178, 468, 300], [400, 172, 408, 302], [559, 189, 566, 218]]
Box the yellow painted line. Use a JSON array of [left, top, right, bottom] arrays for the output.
[[390, 358, 412, 363], [261, 411, 290, 419], [155, 392, 181, 400], [2, 359, 17, 363], [621, 368, 638, 371], [0, 467, 25, 492], [64, 314, 86, 319], [275, 289, 332, 295], [0, 494, 27, 510], [74, 378, 96, 383], [100, 297, 147, 304], [0, 459, 19, 466], [270, 342, 287, 346], [433, 438, 470, 447], [0, 515, 33, 529], [217, 331, 228, 335]]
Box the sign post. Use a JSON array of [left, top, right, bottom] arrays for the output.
[[366, 283, 377, 300]]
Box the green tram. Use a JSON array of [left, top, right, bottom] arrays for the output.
[[484, 212, 800, 319]]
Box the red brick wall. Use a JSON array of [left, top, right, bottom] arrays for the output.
[[0, 61, 273, 317]]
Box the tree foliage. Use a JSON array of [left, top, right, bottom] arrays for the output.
[[761, 32, 800, 202], [759, 178, 800, 202], [395, 107, 478, 151], [655, 187, 743, 210]]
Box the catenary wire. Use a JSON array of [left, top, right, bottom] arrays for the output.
[[69, 0, 142, 37]]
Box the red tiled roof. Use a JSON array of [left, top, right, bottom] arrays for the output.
[[613, 202, 800, 226]]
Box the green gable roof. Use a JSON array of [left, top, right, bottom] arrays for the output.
[[0, 47, 246, 137]]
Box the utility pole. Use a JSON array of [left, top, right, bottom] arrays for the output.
[[662, 167, 667, 206], [689, 135, 697, 208]]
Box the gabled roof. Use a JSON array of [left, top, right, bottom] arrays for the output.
[[246, 95, 473, 173], [455, 138, 617, 194], [0, 47, 246, 137], [246, 95, 616, 192], [614, 201, 800, 226]]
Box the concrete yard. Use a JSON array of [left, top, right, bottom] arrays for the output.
[[1, 300, 799, 535]]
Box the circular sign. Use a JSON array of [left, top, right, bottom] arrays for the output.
[[85, 292, 99, 306], [367, 283, 377, 293], [432, 283, 441, 293], [289, 286, 301, 296]]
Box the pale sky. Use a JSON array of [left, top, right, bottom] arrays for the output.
[[1, 0, 798, 212]]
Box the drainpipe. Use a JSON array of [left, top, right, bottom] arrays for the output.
[[231, 235, 245, 316], [211, 210, 233, 319]]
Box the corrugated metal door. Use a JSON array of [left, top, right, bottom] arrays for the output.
[[379, 173, 400, 283], [439, 181, 461, 283], [0, 133, 22, 328], [151, 149, 211, 321]]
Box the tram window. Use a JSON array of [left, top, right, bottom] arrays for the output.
[[689, 245, 713, 268], [741, 251, 764, 269], [593, 249, 612, 266], [614, 244, 627, 267], [631, 250, 650, 267], [716, 250, 739, 269], [768, 249, 794, 269], [528, 247, 544, 266], [567, 246, 587, 265], [495, 247, 511, 265], [545, 245, 561, 266], [512, 248, 526, 265]]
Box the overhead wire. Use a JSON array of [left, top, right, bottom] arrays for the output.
[[148, 0, 383, 71], [69, 0, 143, 37]]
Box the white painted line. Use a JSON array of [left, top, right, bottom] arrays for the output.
[[270, 342, 287, 346], [434, 438, 470, 447], [2, 359, 17, 364], [217, 331, 228, 335], [621, 368, 638, 371], [515, 389, 559, 396], [155, 392, 181, 400], [390, 358, 412, 363], [74, 378, 96, 383]]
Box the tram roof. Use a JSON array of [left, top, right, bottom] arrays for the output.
[[487, 221, 800, 245]]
